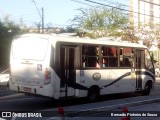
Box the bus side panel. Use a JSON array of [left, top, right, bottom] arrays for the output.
[[75, 69, 136, 97], [100, 69, 136, 95], [75, 70, 88, 97], [52, 70, 60, 99]]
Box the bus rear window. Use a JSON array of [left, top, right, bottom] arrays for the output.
[[12, 37, 49, 60]]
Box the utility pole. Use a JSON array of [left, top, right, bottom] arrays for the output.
[[32, 0, 44, 33]]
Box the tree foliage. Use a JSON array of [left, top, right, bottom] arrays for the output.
[[125, 23, 160, 48], [71, 6, 129, 38], [0, 17, 20, 70], [137, 24, 160, 48]]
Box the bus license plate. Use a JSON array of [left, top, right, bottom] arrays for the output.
[[23, 87, 31, 92]]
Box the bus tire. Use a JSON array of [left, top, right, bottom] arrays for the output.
[[87, 86, 100, 102], [141, 82, 152, 96]]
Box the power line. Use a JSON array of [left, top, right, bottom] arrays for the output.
[[83, 0, 128, 11], [71, 0, 95, 7], [71, 0, 160, 18], [101, 0, 160, 7], [32, 0, 42, 19], [82, 0, 160, 19], [71, 0, 129, 16], [99, 0, 129, 8], [140, 0, 160, 7]]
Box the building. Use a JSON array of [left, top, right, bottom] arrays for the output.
[[130, 0, 160, 62], [130, 0, 160, 28]]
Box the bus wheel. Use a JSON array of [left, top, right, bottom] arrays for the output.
[[142, 82, 152, 96], [87, 87, 99, 102]]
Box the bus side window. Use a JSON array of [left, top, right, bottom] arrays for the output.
[[120, 47, 133, 67], [82, 45, 100, 68], [82, 57, 86, 67], [123, 58, 131, 67], [109, 57, 118, 67], [82, 45, 87, 67], [102, 46, 118, 67], [102, 58, 107, 67], [145, 49, 154, 70], [88, 57, 97, 67]]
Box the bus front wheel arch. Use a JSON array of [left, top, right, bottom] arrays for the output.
[[141, 81, 152, 96], [87, 86, 100, 102]]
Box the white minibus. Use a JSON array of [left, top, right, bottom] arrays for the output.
[[9, 33, 155, 101]]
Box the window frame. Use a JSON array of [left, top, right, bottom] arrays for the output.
[[81, 44, 138, 69]]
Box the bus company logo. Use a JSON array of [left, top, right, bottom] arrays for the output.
[[37, 64, 42, 71], [92, 72, 101, 81], [2, 112, 11, 117]]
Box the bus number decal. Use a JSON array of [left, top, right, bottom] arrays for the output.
[[37, 64, 42, 71]]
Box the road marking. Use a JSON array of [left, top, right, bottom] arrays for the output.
[[0, 97, 36, 103], [0, 93, 35, 102]]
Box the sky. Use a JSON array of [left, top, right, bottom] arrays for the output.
[[0, 0, 129, 28]]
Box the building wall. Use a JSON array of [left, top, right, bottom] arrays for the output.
[[130, 0, 160, 62], [131, 0, 160, 27]]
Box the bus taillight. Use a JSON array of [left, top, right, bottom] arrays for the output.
[[44, 68, 51, 84]]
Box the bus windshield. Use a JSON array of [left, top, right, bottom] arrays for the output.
[[12, 37, 49, 60], [145, 49, 154, 71]]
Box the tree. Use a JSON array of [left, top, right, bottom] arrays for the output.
[[1, 15, 20, 39], [130, 23, 160, 48], [66, 26, 77, 33], [71, 6, 129, 38], [0, 16, 21, 70]]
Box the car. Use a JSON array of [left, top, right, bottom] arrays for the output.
[[0, 69, 10, 87]]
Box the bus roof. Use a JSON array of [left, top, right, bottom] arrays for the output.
[[52, 34, 147, 49], [16, 33, 147, 49]]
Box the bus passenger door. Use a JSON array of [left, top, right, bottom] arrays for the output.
[[60, 46, 77, 97], [136, 50, 144, 90]]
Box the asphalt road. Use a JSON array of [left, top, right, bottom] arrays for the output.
[[0, 77, 159, 111], [0, 77, 160, 120]]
